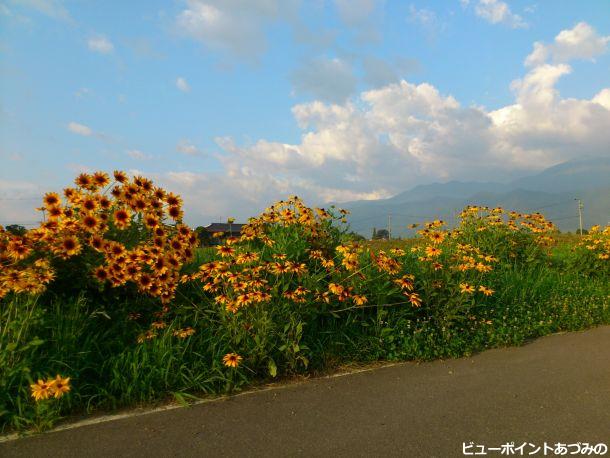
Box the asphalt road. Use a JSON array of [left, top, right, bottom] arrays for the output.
[[2, 326, 610, 457]]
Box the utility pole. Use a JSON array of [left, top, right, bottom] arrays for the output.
[[575, 198, 584, 235], [387, 213, 392, 240]]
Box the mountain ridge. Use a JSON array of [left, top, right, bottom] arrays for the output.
[[339, 157, 610, 236]]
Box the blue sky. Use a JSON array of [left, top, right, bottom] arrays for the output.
[[1, 0, 609, 226]]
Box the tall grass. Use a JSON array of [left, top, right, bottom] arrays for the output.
[[2, 252, 608, 433]]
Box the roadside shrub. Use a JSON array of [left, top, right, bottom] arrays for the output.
[[0, 171, 199, 314], [566, 225, 610, 277]]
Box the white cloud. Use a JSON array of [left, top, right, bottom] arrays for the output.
[[175, 0, 299, 61], [33, 22, 610, 226], [290, 56, 357, 103], [474, 0, 526, 29], [592, 88, 610, 110], [1, 4, 32, 24], [127, 150, 151, 160], [0, 179, 42, 226], [176, 77, 190, 92], [525, 22, 610, 67], [87, 35, 114, 54], [334, 0, 381, 25], [362, 55, 419, 87], [176, 140, 201, 156], [196, 24, 610, 214], [8, 0, 70, 21], [67, 122, 93, 136], [407, 5, 440, 30]]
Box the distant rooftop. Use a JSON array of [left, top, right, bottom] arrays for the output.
[[203, 223, 245, 233]]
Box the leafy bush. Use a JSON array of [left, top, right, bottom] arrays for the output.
[[565, 225, 610, 277]]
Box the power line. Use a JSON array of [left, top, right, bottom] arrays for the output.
[[524, 201, 570, 212], [551, 215, 578, 221]]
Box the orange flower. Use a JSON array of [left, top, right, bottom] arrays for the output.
[[59, 235, 81, 257], [459, 283, 475, 294], [424, 246, 442, 257], [222, 353, 242, 368], [113, 208, 131, 229], [51, 375, 71, 399], [478, 286, 494, 296], [93, 171, 110, 187], [30, 379, 55, 401], [81, 214, 99, 231], [43, 192, 61, 208], [407, 292, 422, 307], [75, 173, 93, 189], [113, 170, 128, 183]]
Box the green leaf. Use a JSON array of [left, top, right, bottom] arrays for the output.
[[268, 359, 277, 378]]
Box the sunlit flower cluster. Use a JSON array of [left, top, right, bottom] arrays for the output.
[[458, 206, 556, 247], [407, 209, 533, 301], [0, 171, 198, 303], [580, 225, 610, 260], [183, 196, 418, 323], [570, 225, 610, 275], [30, 375, 71, 401]]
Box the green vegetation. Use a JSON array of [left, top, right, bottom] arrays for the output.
[[1, 172, 609, 434]]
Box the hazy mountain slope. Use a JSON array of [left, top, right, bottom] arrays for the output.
[[341, 157, 610, 236], [509, 157, 610, 193]]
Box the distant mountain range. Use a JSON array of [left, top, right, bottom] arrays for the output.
[[341, 157, 610, 236]]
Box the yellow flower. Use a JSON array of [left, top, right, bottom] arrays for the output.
[[394, 275, 414, 291], [479, 286, 494, 296], [30, 379, 55, 401], [51, 375, 71, 399], [216, 245, 235, 257], [428, 231, 446, 244], [407, 292, 422, 307], [43, 192, 61, 208], [173, 327, 196, 338], [223, 353, 242, 368], [424, 246, 442, 257], [59, 235, 81, 257], [113, 208, 131, 229], [328, 283, 344, 295], [353, 295, 368, 306], [459, 283, 475, 294]]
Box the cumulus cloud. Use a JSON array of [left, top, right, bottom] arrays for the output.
[[177, 22, 609, 219], [176, 140, 202, 156], [175, 0, 299, 61], [362, 56, 419, 87], [67, 122, 92, 136], [525, 22, 610, 67], [54, 22, 610, 226], [290, 56, 357, 103], [176, 77, 190, 92], [333, 0, 384, 42], [0, 179, 45, 227], [473, 0, 526, 28], [407, 5, 442, 32], [8, 0, 71, 21], [127, 150, 151, 160], [87, 35, 114, 54], [334, 0, 381, 25]]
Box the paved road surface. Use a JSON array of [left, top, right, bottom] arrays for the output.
[[2, 326, 610, 457]]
